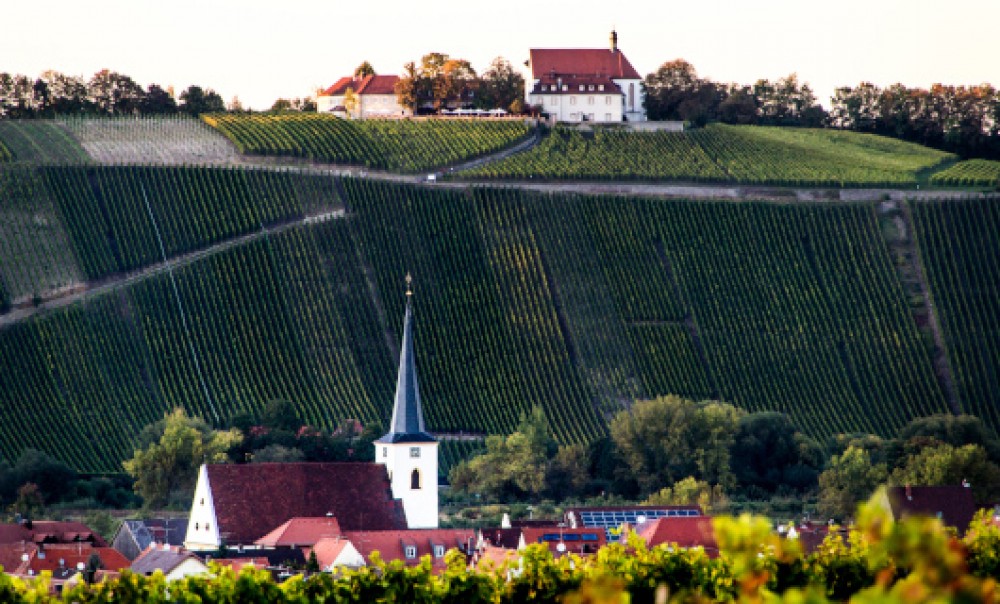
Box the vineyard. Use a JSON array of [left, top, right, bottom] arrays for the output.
[[58, 116, 240, 165], [929, 159, 1000, 187], [460, 124, 954, 187], [0, 166, 987, 473], [911, 197, 1000, 429], [0, 120, 90, 163], [0, 139, 10, 162], [202, 113, 532, 172]]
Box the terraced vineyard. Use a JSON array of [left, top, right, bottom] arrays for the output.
[[0, 168, 978, 472], [203, 113, 531, 172], [0, 120, 90, 163], [462, 124, 954, 187], [911, 198, 1000, 428], [0, 139, 10, 162], [929, 159, 1000, 187], [59, 116, 240, 165]]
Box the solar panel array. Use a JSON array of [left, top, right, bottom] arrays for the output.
[[577, 508, 701, 542]]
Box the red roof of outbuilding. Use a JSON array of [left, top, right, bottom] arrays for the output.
[[206, 463, 406, 546], [0, 521, 107, 547], [343, 529, 475, 570], [529, 48, 641, 80], [322, 75, 400, 96], [886, 485, 978, 535], [636, 517, 718, 556], [255, 517, 343, 547]]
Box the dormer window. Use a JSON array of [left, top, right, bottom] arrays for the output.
[[404, 546, 417, 559], [598, 85, 605, 91], [578, 84, 585, 91], [433, 545, 445, 558], [561, 85, 568, 92], [588, 85, 595, 91]]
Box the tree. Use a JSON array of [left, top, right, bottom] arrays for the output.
[[730, 412, 822, 494], [643, 476, 727, 513], [251, 444, 305, 463], [88, 69, 145, 115], [394, 61, 420, 112], [343, 88, 360, 118], [890, 443, 1000, 503], [476, 57, 524, 111], [270, 98, 293, 112], [83, 552, 102, 584], [817, 446, 887, 520], [8, 482, 44, 520], [899, 414, 1000, 461], [123, 408, 242, 509], [306, 550, 321, 573], [140, 84, 177, 114], [179, 85, 225, 116], [643, 59, 716, 122], [354, 61, 376, 78], [610, 395, 742, 495]]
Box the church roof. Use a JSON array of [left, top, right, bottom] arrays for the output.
[[528, 48, 641, 81], [204, 463, 406, 546], [378, 282, 435, 444]]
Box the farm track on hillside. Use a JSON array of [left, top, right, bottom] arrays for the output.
[[0, 207, 345, 328]]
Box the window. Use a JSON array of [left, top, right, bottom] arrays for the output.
[[433, 545, 445, 558], [605, 96, 612, 105], [200, 498, 204, 505], [411, 468, 421, 489], [205, 523, 210, 531], [195, 522, 200, 530], [578, 84, 584, 91], [404, 546, 417, 559], [410, 447, 420, 458], [629, 83, 635, 110], [549, 96, 557, 106], [382, 447, 387, 458], [605, 113, 612, 121], [569, 97, 576, 105], [588, 84, 595, 91], [588, 97, 594, 105], [561, 85, 567, 91], [598, 84, 605, 91]]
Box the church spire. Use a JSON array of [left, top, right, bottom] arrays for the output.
[[378, 274, 435, 444]]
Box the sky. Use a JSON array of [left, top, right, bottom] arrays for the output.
[[3, 0, 998, 110]]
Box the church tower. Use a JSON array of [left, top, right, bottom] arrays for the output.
[[374, 275, 439, 529]]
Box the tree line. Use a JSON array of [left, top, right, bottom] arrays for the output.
[[643, 59, 1000, 159], [0, 69, 227, 117], [448, 396, 1000, 522]]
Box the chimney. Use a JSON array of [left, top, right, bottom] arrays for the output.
[[610, 29, 618, 53]]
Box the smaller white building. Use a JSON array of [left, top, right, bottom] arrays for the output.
[[316, 75, 411, 118]]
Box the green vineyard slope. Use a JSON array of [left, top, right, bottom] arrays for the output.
[[929, 159, 1000, 187], [202, 113, 531, 172], [911, 198, 1000, 428], [0, 120, 90, 163], [462, 124, 953, 186]]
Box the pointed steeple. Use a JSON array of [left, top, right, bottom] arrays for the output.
[[378, 274, 435, 444]]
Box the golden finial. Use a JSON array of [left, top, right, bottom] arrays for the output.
[[405, 272, 413, 297]]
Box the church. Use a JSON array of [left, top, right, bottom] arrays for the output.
[[183, 278, 438, 551], [524, 31, 646, 123]]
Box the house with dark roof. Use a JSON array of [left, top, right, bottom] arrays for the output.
[[519, 527, 606, 556], [525, 30, 645, 123], [130, 544, 209, 581], [112, 518, 188, 561], [564, 504, 703, 542], [878, 485, 978, 535], [316, 75, 410, 118], [1, 541, 130, 585]]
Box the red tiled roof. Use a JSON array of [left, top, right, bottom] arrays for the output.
[[532, 75, 622, 95], [255, 517, 343, 547], [0, 521, 106, 547], [6, 543, 131, 576], [0, 542, 35, 574], [308, 537, 355, 569], [520, 527, 606, 556], [886, 485, 978, 535], [636, 517, 718, 556], [206, 463, 406, 546], [529, 49, 641, 80], [322, 75, 400, 96], [343, 529, 475, 570], [473, 544, 519, 569], [212, 557, 269, 572]]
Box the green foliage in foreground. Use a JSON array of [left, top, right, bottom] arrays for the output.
[[203, 113, 531, 172], [4, 500, 1000, 602], [462, 124, 953, 187], [929, 159, 1000, 187]]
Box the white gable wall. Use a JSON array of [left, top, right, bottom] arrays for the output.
[[165, 557, 211, 582], [326, 541, 366, 570], [184, 465, 222, 550]]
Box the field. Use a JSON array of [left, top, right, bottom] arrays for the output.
[[912, 197, 1000, 428], [929, 159, 1000, 187], [461, 124, 954, 187], [59, 116, 240, 164], [0, 120, 90, 163], [203, 113, 532, 172], [0, 165, 983, 472]]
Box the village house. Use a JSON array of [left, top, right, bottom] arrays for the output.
[[316, 75, 410, 118], [525, 30, 646, 123], [878, 484, 978, 535], [112, 518, 188, 561], [634, 516, 718, 556], [130, 544, 209, 581]]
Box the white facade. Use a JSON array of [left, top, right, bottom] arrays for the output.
[[184, 465, 222, 550], [164, 557, 211, 581], [316, 93, 410, 118], [376, 440, 439, 529], [529, 91, 624, 123]]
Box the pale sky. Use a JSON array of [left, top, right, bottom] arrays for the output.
[[3, 0, 997, 110]]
